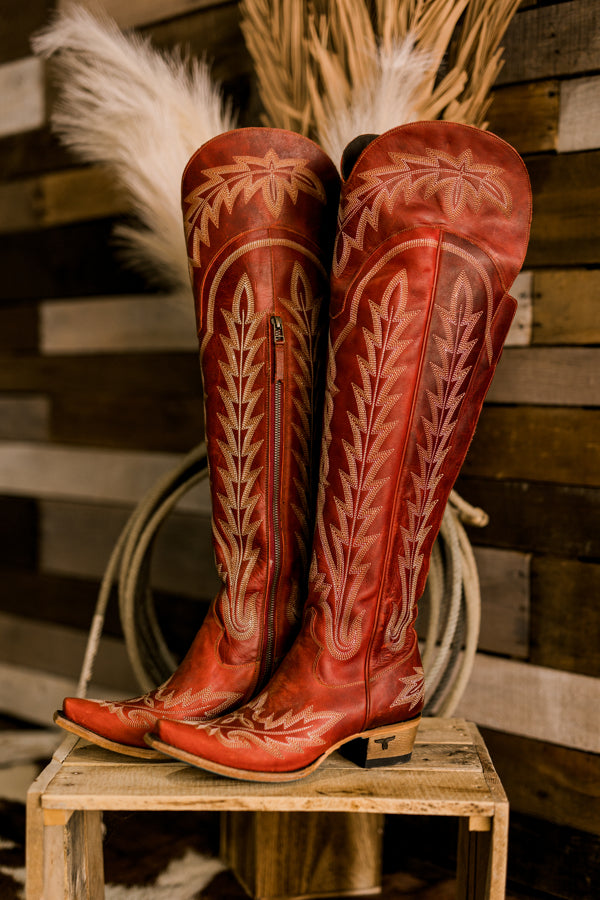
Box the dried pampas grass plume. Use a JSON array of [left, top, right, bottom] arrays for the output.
[[241, 0, 522, 168], [33, 5, 236, 291]]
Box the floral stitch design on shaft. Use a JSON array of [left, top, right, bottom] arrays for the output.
[[385, 271, 483, 652], [184, 149, 327, 264], [310, 270, 418, 661], [213, 274, 266, 642], [334, 147, 511, 276]]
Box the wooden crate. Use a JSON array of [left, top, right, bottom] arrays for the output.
[[26, 718, 508, 900]]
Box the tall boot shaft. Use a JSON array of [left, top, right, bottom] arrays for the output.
[[182, 127, 341, 679], [307, 121, 532, 723], [56, 129, 340, 755], [150, 122, 531, 779]]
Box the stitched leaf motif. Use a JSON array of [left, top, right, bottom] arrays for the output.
[[213, 275, 266, 641], [334, 148, 511, 276], [184, 149, 326, 265], [206, 692, 345, 759], [386, 271, 482, 651], [311, 271, 417, 661]]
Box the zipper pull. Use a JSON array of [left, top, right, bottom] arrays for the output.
[[271, 315, 285, 382]]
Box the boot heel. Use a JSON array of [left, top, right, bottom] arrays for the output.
[[339, 717, 421, 769]]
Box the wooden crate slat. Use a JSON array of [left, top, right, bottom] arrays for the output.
[[497, 0, 600, 85], [532, 268, 600, 345], [455, 655, 600, 754], [0, 57, 45, 138], [463, 406, 600, 487], [486, 347, 600, 406], [481, 727, 600, 836], [40, 293, 196, 354], [531, 557, 600, 679], [525, 150, 600, 267], [455, 476, 600, 559]]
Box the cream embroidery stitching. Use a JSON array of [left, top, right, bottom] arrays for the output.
[[391, 667, 424, 709], [206, 693, 345, 759], [99, 685, 243, 727], [334, 148, 511, 276], [312, 271, 417, 660], [279, 262, 322, 623], [213, 274, 266, 641], [386, 270, 482, 651], [184, 149, 326, 265]]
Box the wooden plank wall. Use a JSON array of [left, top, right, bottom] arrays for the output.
[[0, 1, 598, 897]]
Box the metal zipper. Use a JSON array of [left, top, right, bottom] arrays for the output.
[[262, 315, 285, 686]]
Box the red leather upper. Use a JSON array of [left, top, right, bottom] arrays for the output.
[[155, 122, 531, 775], [61, 129, 341, 750]]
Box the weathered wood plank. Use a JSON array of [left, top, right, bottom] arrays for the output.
[[0, 442, 210, 511], [0, 1, 50, 65], [488, 81, 559, 154], [531, 557, 600, 679], [0, 567, 208, 664], [0, 495, 37, 569], [455, 654, 600, 754], [0, 352, 200, 395], [0, 127, 75, 180], [0, 394, 49, 440], [0, 729, 61, 767], [0, 302, 38, 351], [61, 0, 230, 28], [0, 167, 125, 233], [419, 546, 530, 659], [40, 293, 196, 354], [0, 219, 149, 300], [473, 547, 530, 660], [505, 270, 532, 346], [525, 151, 600, 267], [507, 813, 600, 900], [0, 56, 45, 139], [481, 728, 600, 836], [486, 347, 600, 406], [40, 499, 218, 599], [455, 476, 600, 559], [558, 75, 600, 153], [50, 391, 204, 452], [463, 406, 600, 487], [497, 0, 600, 84], [532, 268, 600, 345], [0, 611, 138, 694], [0, 661, 128, 726]]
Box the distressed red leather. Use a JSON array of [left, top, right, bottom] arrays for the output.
[[150, 121, 532, 778], [57, 128, 341, 754]]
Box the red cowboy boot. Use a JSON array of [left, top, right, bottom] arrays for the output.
[[54, 128, 340, 757], [147, 121, 532, 779]]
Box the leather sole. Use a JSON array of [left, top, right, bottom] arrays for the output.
[[54, 710, 167, 760], [144, 716, 421, 782]]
